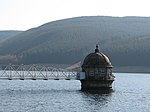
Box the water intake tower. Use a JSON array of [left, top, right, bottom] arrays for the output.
[[80, 45, 115, 91]]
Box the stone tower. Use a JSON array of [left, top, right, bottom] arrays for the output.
[[80, 45, 115, 90]]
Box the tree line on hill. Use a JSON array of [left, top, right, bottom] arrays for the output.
[[0, 16, 150, 68]]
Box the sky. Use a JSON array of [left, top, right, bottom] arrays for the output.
[[0, 0, 150, 30]]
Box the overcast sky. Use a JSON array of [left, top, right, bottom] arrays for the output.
[[0, 0, 150, 30]]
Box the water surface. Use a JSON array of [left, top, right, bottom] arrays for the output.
[[0, 73, 150, 112]]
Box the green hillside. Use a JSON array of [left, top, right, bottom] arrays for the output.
[[0, 16, 150, 68]]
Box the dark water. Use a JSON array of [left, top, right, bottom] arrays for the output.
[[0, 73, 150, 112]]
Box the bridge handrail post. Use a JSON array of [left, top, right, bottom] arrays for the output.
[[8, 64, 13, 80], [20, 64, 25, 80]]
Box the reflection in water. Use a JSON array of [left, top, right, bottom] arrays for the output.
[[80, 90, 113, 111]]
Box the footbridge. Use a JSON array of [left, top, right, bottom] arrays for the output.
[[0, 64, 85, 80]]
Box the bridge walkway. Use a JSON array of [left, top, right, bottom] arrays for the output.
[[0, 64, 81, 80]]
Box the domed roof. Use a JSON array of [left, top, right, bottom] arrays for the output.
[[82, 45, 112, 68]]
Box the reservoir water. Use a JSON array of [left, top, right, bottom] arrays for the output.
[[0, 73, 150, 112]]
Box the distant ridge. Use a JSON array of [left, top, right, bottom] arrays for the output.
[[0, 16, 150, 69], [0, 30, 22, 43]]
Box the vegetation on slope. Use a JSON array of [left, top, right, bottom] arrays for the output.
[[0, 16, 150, 68]]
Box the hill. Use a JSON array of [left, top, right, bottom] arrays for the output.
[[0, 30, 22, 42], [0, 16, 150, 69]]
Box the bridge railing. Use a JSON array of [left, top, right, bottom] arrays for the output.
[[0, 64, 78, 80]]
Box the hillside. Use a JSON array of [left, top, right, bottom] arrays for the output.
[[0, 31, 22, 42], [0, 16, 150, 68]]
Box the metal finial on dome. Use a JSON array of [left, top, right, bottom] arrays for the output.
[[95, 44, 100, 53], [96, 44, 98, 48]]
